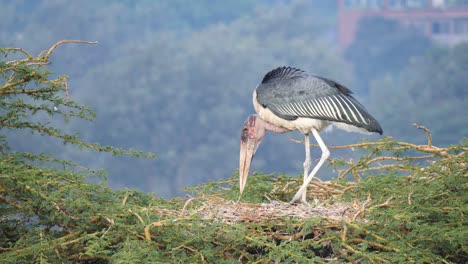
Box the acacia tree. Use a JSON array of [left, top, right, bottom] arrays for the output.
[[0, 40, 157, 157], [1, 41, 465, 264], [0, 41, 156, 262]]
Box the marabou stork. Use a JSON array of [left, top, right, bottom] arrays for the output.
[[239, 66, 382, 204]]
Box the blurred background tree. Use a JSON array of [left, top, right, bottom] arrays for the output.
[[345, 17, 433, 93], [369, 43, 468, 144], [1, 0, 466, 197]]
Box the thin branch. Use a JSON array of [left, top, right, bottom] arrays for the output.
[[144, 217, 193, 241], [365, 156, 406, 163], [0, 87, 58, 96], [0, 194, 23, 209], [414, 123, 432, 147], [2, 231, 88, 255], [42, 40, 97, 62], [375, 196, 394, 208], [348, 238, 399, 252], [356, 165, 413, 173], [289, 138, 392, 149], [1, 79, 28, 91], [2, 47, 33, 63]]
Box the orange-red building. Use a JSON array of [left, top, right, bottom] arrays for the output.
[[337, 0, 468, 48]]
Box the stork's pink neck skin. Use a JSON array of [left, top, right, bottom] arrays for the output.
[[246, 113, 289, 134], [239, 114, 290, 194], [262, 118, 291, 134]]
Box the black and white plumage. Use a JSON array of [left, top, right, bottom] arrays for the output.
[[255, 66, 382, 135], [239, 66, 382, 204]]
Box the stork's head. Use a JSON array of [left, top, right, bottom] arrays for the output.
[[239, 114, 266, 194]]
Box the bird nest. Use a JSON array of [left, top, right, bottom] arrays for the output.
[[158, 180, 367, 224], [193, 198, 364, 223]]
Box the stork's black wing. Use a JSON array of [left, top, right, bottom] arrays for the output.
[[256, 66, 383, 134]]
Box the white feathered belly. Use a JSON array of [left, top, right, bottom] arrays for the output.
[[253, 91, 330, 135]]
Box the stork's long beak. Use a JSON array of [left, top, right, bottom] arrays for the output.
[[239, 129, 255, 194], [239, 115, 264, 194]]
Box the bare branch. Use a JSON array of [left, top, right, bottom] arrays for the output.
[[2, 47, 33, 62], [414, 123, 432, 147], [42, 40, 98, 62]]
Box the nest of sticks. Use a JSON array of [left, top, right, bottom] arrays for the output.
[[149, 180, 365, 224], [196, 182, 362, 224], [194, 197, 362, 223]]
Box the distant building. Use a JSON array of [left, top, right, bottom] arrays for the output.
[[337, 0, 468, 48]]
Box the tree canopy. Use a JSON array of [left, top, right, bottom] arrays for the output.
[[1, 43, 466, 262]]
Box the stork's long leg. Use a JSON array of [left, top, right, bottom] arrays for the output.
[[302, 134, 311, 203], [291, 129, 330, 204]]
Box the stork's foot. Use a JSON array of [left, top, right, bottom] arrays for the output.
[[289, 197, 310, 206], [290, 191, 309, 205], [290, 182, 308, 204]]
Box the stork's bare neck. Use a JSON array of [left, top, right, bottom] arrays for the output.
[[250, 114, 291, 134]]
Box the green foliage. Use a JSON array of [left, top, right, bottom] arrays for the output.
[[351, 159, 467, 262], [186, 172, 297, 203], [0, 41, 156, 262], [0, 41, 156, 159], [3, 133, 466, 262], [0, 151, 171, 263]]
